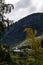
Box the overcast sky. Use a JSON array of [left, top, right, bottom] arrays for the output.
[[5, 0, 43, 22]]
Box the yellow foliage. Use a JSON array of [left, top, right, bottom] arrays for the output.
[[24, 28, 37, 39], [24, 28, 42, 51]]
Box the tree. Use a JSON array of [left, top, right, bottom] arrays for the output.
[[24, 28, 42, 51], [0, 0, 14, 38], [24, 28, 43, 65], [24, 28, 37, 40], [0, 0, 14, 64]]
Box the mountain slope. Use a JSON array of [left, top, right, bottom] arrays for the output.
[[1, 13, 43, 47]]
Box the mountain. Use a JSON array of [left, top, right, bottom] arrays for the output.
[[0, 13, 43, 47]]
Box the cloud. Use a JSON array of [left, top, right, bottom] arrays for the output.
[[15, 0, 32, 10], [15, 0, 43, 11], [5, 0, 20, 4], [5, 0, 43, 22]]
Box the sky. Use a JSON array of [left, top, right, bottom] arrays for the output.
[[5, 0, 43, 22]]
